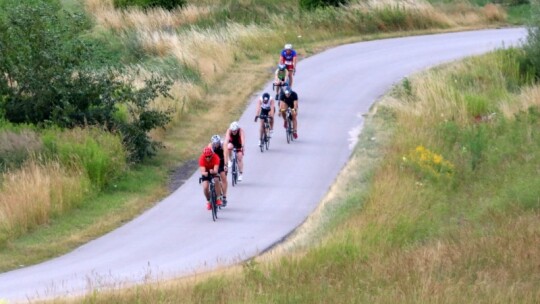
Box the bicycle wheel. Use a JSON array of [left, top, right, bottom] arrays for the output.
[[285, 117, 290, 144], [286, 116, 293, 143], [231, 158, 238, 187], [265, 124, 270, 150], [210, 183, 218, 221], [259, 132, 264, 153]]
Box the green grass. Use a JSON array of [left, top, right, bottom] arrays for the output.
[[1, 0, 537, 300], [0, 160, 168, 272], [47, 47, 540, 304]]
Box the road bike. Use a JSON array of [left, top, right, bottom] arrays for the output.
[[199, 174, 222, 221], [258, 114, 271, 152], [230, 148, 239, 186], [285, 108, 295, 144], [273, 81, 289, 101]]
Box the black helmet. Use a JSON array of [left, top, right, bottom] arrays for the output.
[[262, 93, 270, 102], [284, 87, 291, 95]]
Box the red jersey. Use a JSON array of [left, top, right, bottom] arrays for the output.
[[199, 154, 220, 172]]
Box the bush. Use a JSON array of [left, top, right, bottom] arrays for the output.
[[0, 2, 173, 163], [113, 0, 186, 10], [523, 1, 540, 78], [300, 0, 349, 10], [41, 127, 127, 190]]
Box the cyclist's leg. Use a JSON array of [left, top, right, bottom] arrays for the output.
[[202, 180, 209, 198], [219, 171, 227, 201], [293, 100, 299, 133], [269, 116, 274, 131], [227, 143, 233, 167], [287, 69, 294, 88], [237, 150, 244, 175], [259, 119, 265, 146], [280, 101, 288, 126]]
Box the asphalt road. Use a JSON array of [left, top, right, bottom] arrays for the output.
[[0, 28, 526, 302]]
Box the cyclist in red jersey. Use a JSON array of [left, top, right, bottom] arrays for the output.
[[199, 147, 222, 210], [224, 121, 245, 182], [208, 135, 228, 206]]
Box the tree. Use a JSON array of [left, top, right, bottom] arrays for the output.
[[0, 1, 173, 162]]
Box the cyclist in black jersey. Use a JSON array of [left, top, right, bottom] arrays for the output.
[[279, 87, 299, 139], [209, 135, 228, 206]]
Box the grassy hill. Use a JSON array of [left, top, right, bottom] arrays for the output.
[[1, 0, 538, 302]]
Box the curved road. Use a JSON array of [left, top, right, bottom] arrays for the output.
[[0, 28, 526, 302]]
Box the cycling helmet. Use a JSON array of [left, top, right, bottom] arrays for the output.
[[278, 63, 286, 71], [262, 93, 270, 102], [203, 147, 213, 157], [284, 87, 291, 95], [284, 43, 292, 50], [211, 134, 221, 144], [229, 121, 239, 131]]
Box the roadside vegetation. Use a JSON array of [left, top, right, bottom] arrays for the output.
[[0, 0, 533, 295], [41, 4, 540, 302]]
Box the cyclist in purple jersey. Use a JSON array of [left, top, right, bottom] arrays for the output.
[[279, 43, 297, 88]]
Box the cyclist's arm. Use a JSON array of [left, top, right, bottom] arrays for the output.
[[240, 129, 246, 149], [254, 100, 261, 119], [269, 99, 275, 116], [199, 166, 208, 177]]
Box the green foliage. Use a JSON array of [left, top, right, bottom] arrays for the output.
[[523, 1, 540, 79], [113, 0, 186, 10], [299, 0, 348, 10], [0, 1, 173, 163], [41, 128, 127, 190]]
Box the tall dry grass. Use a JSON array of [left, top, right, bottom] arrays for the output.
[[500, 85, 540, 118], [0, 160, 90, 246], [85, 0, 212, 31]]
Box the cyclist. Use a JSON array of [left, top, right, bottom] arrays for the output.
[[208, 135, 228, 206], [254, 92, 275, 147], [280, 86, 299, 139], [224, 121, 245, 182], [199, 147, 222, 210], [279, 43, 297, 88], [274, 63, 288, 100]]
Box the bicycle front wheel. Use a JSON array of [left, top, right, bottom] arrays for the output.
[[210, 185, 218, 221], [231, 159, 238, 187]]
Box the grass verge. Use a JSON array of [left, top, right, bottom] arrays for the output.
[[40, 47, 540, 304]]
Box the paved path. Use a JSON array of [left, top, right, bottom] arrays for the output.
[[0, 28, 526, 302]]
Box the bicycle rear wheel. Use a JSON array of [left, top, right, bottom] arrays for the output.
[[231, 158, 238, 187]]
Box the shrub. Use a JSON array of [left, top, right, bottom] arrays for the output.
[[0, 2, 173, 163], [523, 0, 540, 78], [41, 127, 127, 190], [300, 0, 349, 11], [113, 0, 186, 11]]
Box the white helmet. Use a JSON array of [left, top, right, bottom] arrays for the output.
[[211, 134, 221, 144], [229, 121, 239, 131], [284, 43, 292, 50]]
